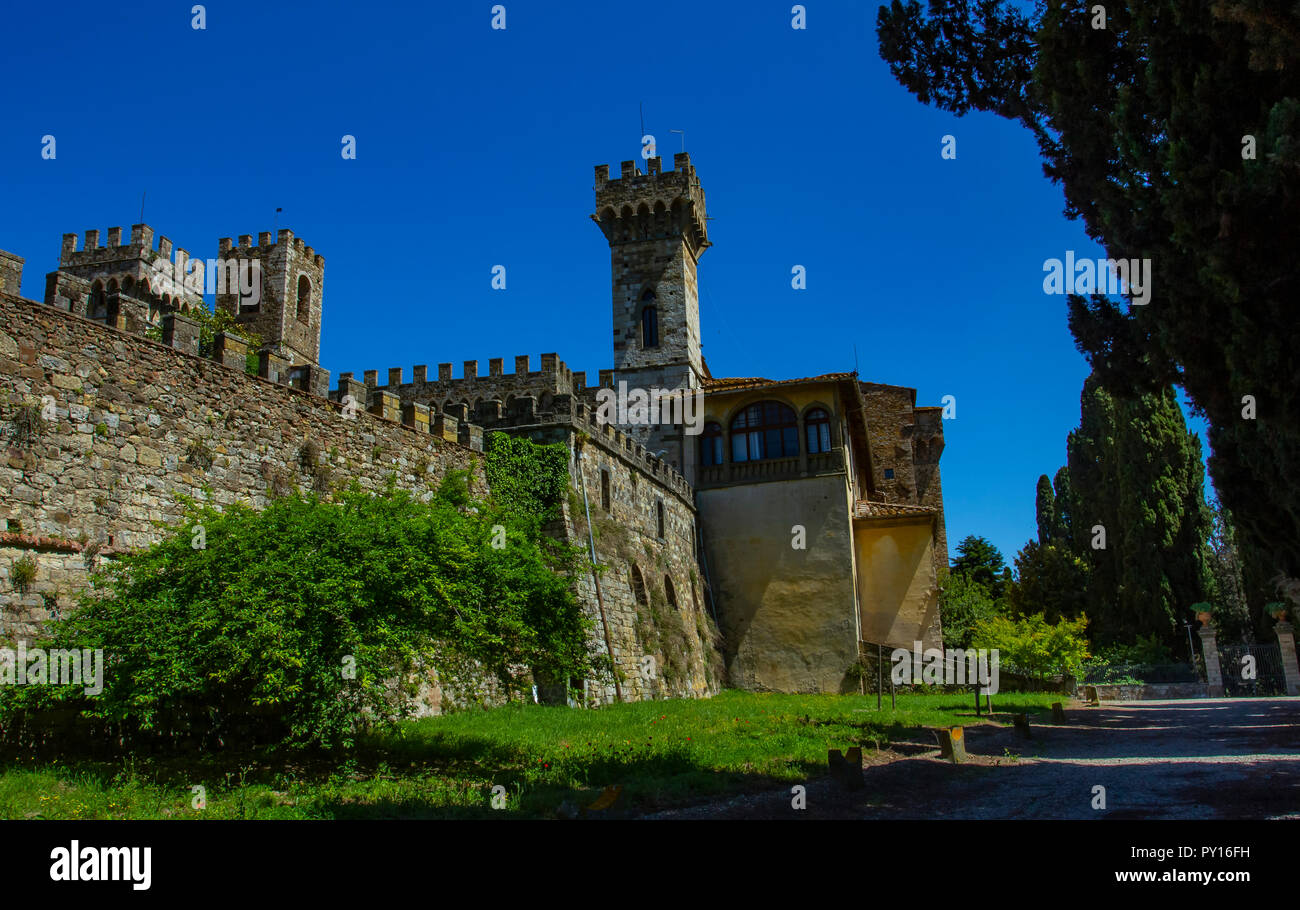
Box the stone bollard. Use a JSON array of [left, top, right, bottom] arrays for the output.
[[1013, 713, 1032, 738], [1085, 685, 1100, 706], [1199, 623, 1225, 697], [1275, 621, 1300, 696], [936, 727, 966, 763], [1051, 702, 1066, 723], [828, 747, 864, 789]]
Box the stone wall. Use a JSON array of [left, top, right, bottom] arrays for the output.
[[482, 411, 721, 705], [0, 291, 488, 644], [0, 289, 715, 710]]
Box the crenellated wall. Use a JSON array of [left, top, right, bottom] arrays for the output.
[[0, 287, 717, 708]]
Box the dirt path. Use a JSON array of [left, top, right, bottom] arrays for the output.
[[644, 697, 1300, 819]]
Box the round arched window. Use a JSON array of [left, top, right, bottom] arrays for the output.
[[730, 401, 798, 462], [297, 274, 311, 322]]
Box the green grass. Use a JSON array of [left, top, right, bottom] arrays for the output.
[[0, 690, 1063, 819]]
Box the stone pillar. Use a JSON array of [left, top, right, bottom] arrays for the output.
[[1199, 624, 1225, 697], [1275, 621, 1300, 696], [162, 312, 200, 356]]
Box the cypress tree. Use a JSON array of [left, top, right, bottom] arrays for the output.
[[1035, 475, 1056, 545]]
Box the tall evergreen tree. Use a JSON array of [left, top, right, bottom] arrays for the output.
[[1066, 376, 1214, 645], [876, 0, 1300, 584], [1035, 474, 1056, 545], [1050, 466, 1074, 543], [950, 535, 1009, 598]]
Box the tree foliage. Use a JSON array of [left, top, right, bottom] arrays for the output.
[[938, 570, 1002, 650], [970, 612, 1090, 680], [950, 534, 1009, 598], [0, 484, 590, 750], [876, 0, 1300, 580]]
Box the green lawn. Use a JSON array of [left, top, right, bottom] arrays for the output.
[[0, 690, 1064, 819]]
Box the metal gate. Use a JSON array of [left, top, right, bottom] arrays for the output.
[[1218, 642, 1287, 696]]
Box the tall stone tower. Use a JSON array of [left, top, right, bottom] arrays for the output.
[[592, 152, 710, 475], [215, 228, 325, 367]]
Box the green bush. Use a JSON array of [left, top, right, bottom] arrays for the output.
[[970, 612, 1090, 681], [483, 432, 570, 523], [0, 483, 590, 750]]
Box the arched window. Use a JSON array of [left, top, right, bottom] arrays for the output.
[[806, 408, 832, 454], [297, 274, 311, 322], [630, 564, 648, 607], [640, 289, 658, 348], [89, 282, 106, 319], [656, 500, 665, 539], [665, 576, 679, 612], [600, 469, 611, 511], [700, 421, 723, 466], [730, 401, 798, 463]]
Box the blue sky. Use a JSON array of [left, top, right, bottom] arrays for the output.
[[0, 0, 1211, 566]]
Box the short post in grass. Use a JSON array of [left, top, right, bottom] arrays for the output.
[[937, 726, 966, 763], [1013, 713, 1031, 738], [877, 642, 882, 711], [1051, 702, 1066, 723], [1085, 685, 1100, 706], [828, 747, 864, 790]]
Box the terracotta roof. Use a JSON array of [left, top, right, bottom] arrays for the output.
[[702, 372, 857, 392], [853, 500, 937, 520]]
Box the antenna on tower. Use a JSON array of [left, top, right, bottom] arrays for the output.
[[639, 101, 647, 163], [670, 129, 685, 153], [139, 191, 146, 225], [853, 343, 859, 375]]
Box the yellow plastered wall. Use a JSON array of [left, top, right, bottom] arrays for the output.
[[854, 519, 941, 648]]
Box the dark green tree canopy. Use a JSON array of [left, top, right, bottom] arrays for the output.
[[951, 534, 1009, 597], [877, 0, 1300, 579]]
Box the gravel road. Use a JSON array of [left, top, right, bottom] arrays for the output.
[[643, 697, 1300, 820]]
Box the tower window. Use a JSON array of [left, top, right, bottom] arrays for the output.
[[640, 289, 658, 348], [600, 469, 611, 511], [884, 468, 895, 479], [665, 576, 679, 612], [656, 500, 665, 539], [297, 274, 311, 322], [806, 408, 832, 454], [630, 564, 648, 606], [730, 400, 798, 463], [700, 421, 723, 466]]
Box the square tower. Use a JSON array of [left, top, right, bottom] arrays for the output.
[[592, 154, 710, 474], [593, 153, 709, 389], [215, 229, 325, 366]]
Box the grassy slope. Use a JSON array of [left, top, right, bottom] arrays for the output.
[[0, 690, 1063, 819]]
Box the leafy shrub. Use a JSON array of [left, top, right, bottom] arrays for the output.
[[938, 569, 1004, 650], [11, 556, 37, 592], [970, 612, 1090, 680], [0, 483, 590, 750], [483, 433, 570, 523]]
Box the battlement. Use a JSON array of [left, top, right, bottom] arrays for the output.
[[348, 351, 616, 399], [217, 228, 326, 269], [471, 392, 694, 504], [592, 153, 709, 253], [55, 224, 205, 302]]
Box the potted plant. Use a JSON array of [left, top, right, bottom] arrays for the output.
[[1266, 601, 1289, 622], [1191, 602, 1213, 626]]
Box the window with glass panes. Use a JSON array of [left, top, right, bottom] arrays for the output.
[[730, 401, 798, 462], [805, 408, 832, 454], [700, 422, 724, 465]]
